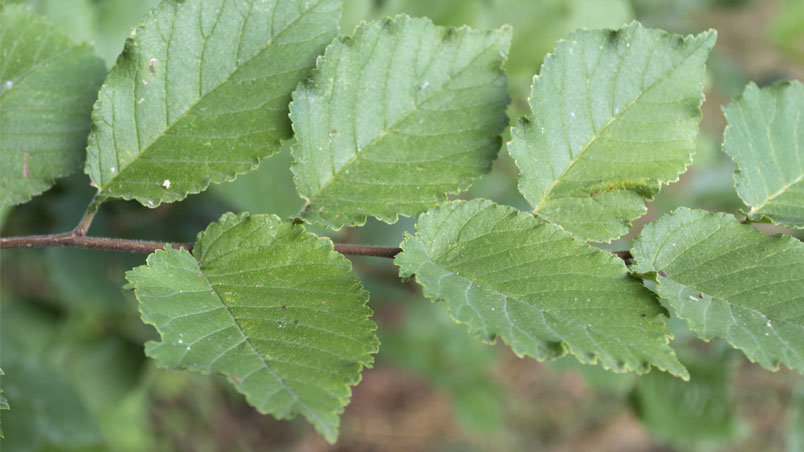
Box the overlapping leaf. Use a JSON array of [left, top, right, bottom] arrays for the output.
[[508, 22, 716, 242], [291, 15, 511, 229], [85, 0, 341, 207], [632, 208, 804, 373], [396, 199, 687, 378], [0, 4, 105, 207], [722, 80, 804, 228], [125, 212, 378, 442]]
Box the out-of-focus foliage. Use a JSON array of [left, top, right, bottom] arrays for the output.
[[770, 0, 804, 62], [9, 0, 161, 65], [630, 349, 739, 449], [379, 300, 505, 433]]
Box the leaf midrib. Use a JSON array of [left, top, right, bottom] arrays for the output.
[[532, 35, 710, 212], [99, 0, 329, 191]]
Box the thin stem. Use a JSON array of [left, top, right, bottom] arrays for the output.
[[72, 196, 103, 236], [0, 233, 628, 262], [333, 244, 401, 258], [0, 233, 192, 253], [0, 233, 401, 257]]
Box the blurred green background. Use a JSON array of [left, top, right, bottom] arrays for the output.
[[1, 0, 803, 451]]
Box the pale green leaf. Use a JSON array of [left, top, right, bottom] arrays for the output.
[[291, 15, 511, 229], [632, 207, 804, 373], [0, 4, 105, 207], [396, 199, 687, 378], [508, 22, 715, 242], [722, 80, 804, 228], [125, 212, 378, 443], [85, 0, 341, 207]]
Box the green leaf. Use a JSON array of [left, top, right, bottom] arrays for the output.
[[508, 22, 716, 242], [631, 350, 738, 448], [125, 212, 378, 443], [631, 207, 804, 374], [0, 4, 105, 207], [290, 15, 511, 229], [85, 0, 342, 207], [396, 199, 687, 379], [722, 80, 804, 228]]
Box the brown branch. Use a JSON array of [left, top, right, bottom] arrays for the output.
[[0, 232, 402, 258], [0, 233, 192, 254], [333, 244, 401, 258], [1, 234, 631, 262]]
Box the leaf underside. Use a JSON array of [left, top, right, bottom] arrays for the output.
[[723, 80, 804, 229], [632, 207, 804, 374], [291, 15, 512, 229], [508, 22, 716, 242], [85, 0, 341, 207], [396, 199, 687, 379], [0, 4, 105, 207], [126, 212, 378, 443]]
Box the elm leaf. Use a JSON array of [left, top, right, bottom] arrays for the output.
[[508, 22, 716, 242], [125, 212, 378, 443], [396, 199, 687, 379], [722, 80, 804, 228], [291, 15, 511, 229], [0, 4, 105, 207], [632, 207, 804, 374], [85, 0, 341, 207]]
